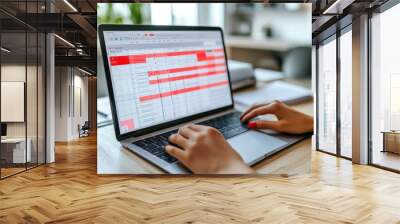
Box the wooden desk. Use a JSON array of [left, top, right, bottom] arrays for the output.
[[97, 81, 313, 175], [381, 131, 400, 154]]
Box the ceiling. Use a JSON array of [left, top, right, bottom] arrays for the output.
[[0, 0, 395, 75], [0, 0, 97, 74], [311, 0, 391, 43]]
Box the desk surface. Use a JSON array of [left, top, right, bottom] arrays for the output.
[[97, 80, 313, 175]]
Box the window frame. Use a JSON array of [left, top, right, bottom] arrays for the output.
[[315, 22, 353, 160], [0, 1, 48, 180]]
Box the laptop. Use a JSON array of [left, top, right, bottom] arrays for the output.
[[98, 25, 308, 174]]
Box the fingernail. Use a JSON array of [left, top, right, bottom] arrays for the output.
[[248, 122, 257, 129]]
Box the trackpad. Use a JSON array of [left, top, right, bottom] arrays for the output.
[[227, 130, 288, 165]]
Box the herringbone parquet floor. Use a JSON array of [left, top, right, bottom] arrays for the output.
[[1, 134, 399, 224]]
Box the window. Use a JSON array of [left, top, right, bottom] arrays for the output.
[[316, 25, 353, 159], [172, 4, 198, 25], [150, 4, 172, 25], [151, 3, 198, 26], [370, 3, 400, 171], [317, 37, 337, 154]]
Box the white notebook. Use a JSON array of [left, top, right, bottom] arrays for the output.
[[97, 97, 113, 127]]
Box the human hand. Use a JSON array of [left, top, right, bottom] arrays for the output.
[[165, 124, 254, 174], [240, 100, 313, 134]]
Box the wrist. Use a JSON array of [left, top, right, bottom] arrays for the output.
[[305, 116, 314, 133]]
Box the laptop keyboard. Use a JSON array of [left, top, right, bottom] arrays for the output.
[[198, 112, 249, 139], [132, 111, 248, 163]]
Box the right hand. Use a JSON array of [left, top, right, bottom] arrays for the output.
[[240, 100, 314, 134], [165, 124, 254, 174]]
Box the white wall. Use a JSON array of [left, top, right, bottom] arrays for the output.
[[1, 65, 31, 137], [72, 74, 89, 138], [55, 66, 68, 141], [1, 65, 26, 142], [54, 67, 89, 141]]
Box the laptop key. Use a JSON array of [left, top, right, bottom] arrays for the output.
[[198, 111, 249, 139], [133, 130, 179, 163], [160, 153, 177, 163]]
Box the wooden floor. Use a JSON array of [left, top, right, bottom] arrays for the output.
[[1, 135, 400, 224], [372, 150, 400, 171], [1, 167, 26, 178]]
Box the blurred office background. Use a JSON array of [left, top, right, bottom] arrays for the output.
[[0, 1, 97, 179], [97, 3, 312, 98]]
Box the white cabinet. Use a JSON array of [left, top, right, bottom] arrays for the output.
[[1, 138, 32, 163]]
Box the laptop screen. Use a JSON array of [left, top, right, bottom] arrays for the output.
[[103, 30, 233, 134]]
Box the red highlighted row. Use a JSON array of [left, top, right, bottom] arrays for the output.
[[139, 80, 229, 102], [196, 51, 224, 61], [109, 48, 224, 66], [149, 69, 227, 84], [148, 62, 226, 76], [110, 55, 146, 65], [120, 118, 134, 130], [197, 54, 225, 62]]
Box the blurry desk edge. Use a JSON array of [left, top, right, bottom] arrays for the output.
[[97, 81, 313, 175], [225, 36, 309, 52]]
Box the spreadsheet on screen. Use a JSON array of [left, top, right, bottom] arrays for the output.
[[104, 30, 232, 134]]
